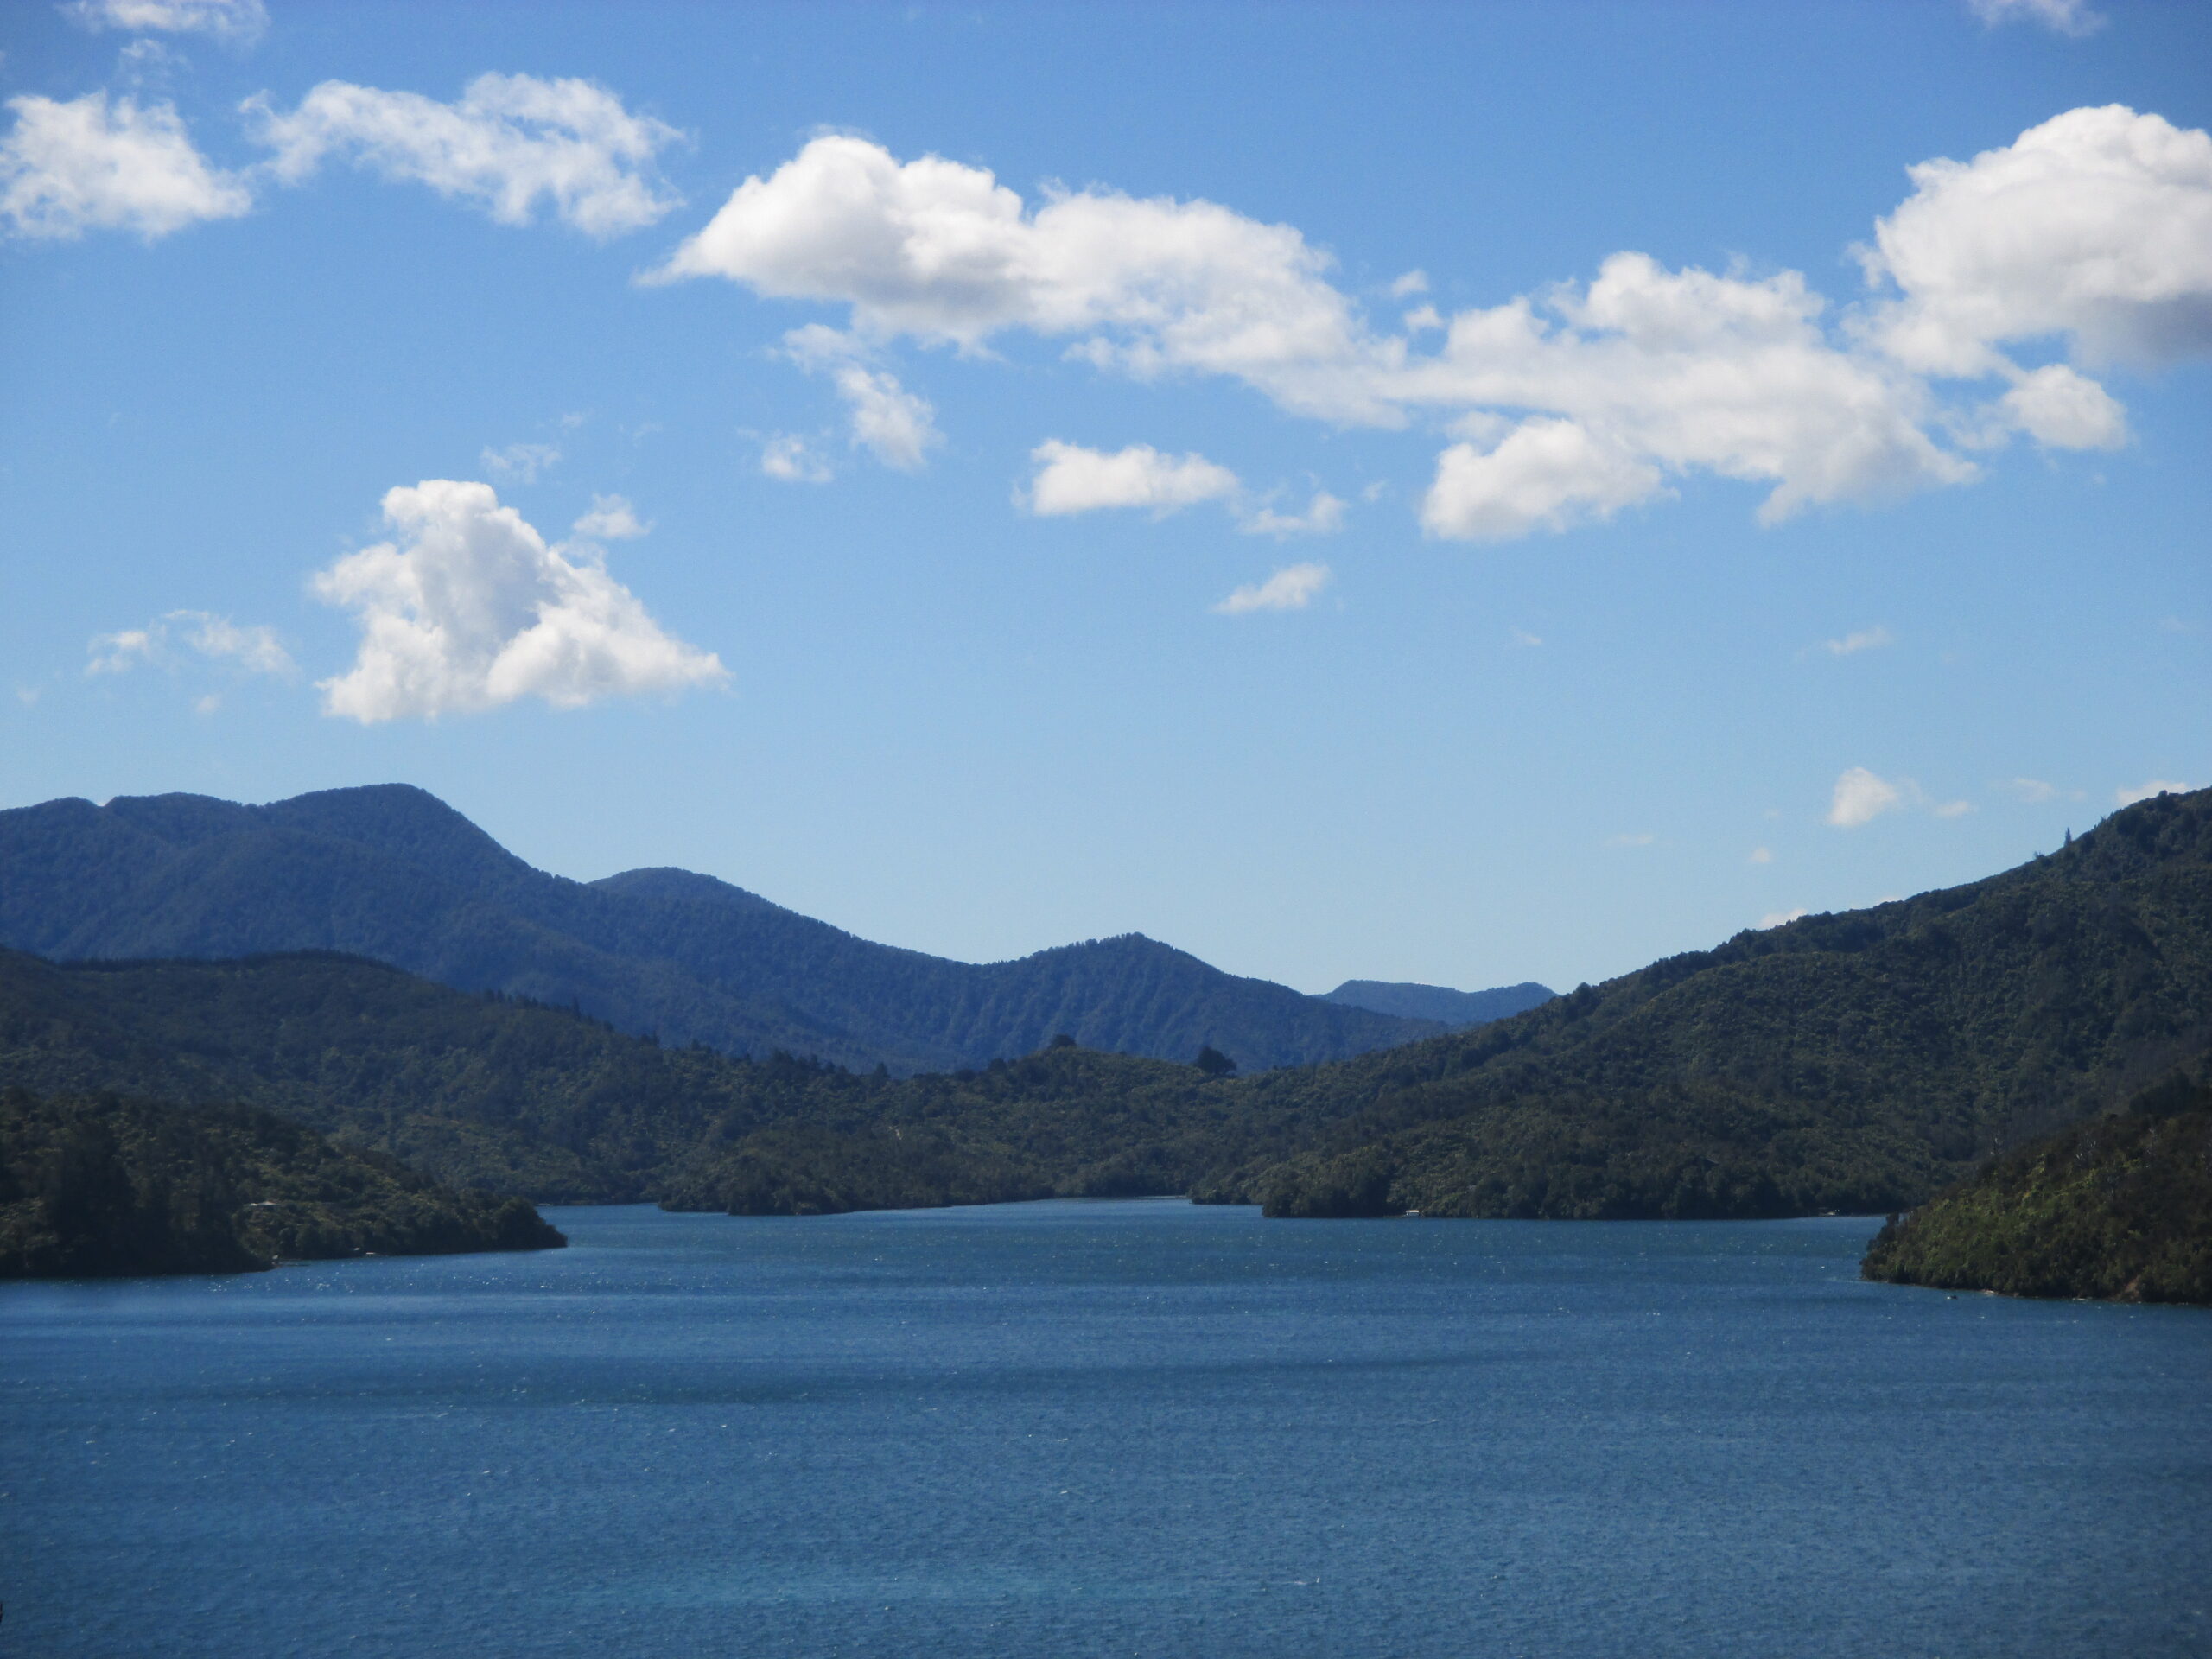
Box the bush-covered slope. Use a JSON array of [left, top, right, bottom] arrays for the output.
[[0, 948, 1364, 1217], [0, 1088, 563, 1279], [0, 948, 871, 1201], [1860, 1071, 2212, 1304], [0, 785, 1446, 1074], [1211, 789, 2212, 1220]]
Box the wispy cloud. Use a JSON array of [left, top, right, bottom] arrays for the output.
[[481, 442, 560, 484], [760, 433, 832, 484], [571, 493, 649, 540], [1966, 0, 2104, 38], [1213, 563, 1331, 616], [2116, 779, 2194, 806], [1605, 832, 1655, 848], [1758, 907, 1809, 930], [1821, 624, 1895, 658], [86, 610, 295, 678]]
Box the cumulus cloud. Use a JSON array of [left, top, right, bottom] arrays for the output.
[[1966, 0, 2103, 37], [571, 493, 649, 539], [780, 326, 941, 469], [63, 0, 267, 41], [1, 92, 251, 240], [312, 479, 726, 722], [481, 442, 559, 483], [1859, 107, 2212, 377], [1389, 270, 1429, 298], [654, 112, 2207, 541], [1823, 624, 1895, 657], [1421, 416, 1667, 540], [1827, 766, 1907, 828], [760, 433, 832, 483], [2116, 779, 2193, 805], [86, 610, 294, 677], [650, 133, 1394, 423], [1024, 441, 1239, 517], [1241, 490, 1345, 537], [1213, 562, 1331, 615], [247, 73, 682, 238]]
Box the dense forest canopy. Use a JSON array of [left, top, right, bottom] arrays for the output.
[[0, 1087, 563, 1279]]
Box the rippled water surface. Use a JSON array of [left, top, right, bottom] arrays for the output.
[[5, 1199, 2208, 1656]]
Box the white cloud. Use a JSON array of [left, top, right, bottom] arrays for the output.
[[780, 326, 941, 469], [2115, 779, 2193, 805], [1240, 490, 1345, 537], [649, 133, 1395, 423], [1421, 416, 1665, 540], [1749, 846, 1774, 864], [481, 442, 559, 483], [1509, 627, 1543, 648], [1859, 106, 2212, 378], [86, 627, 157, 674], [312, 479, 726, 722], [1758, 907, 1809, 930], [1966, 0, 2103, 37], [1990, 364, 2128, 449], [653, 114, 2208, 543], [1828, 766, 1907, 828], [1213, 563, 1331, 616], [64, 0, 266, 41], [1933, 798, 1974, 818], [1822, 624, 1895, 657], [86, 610, 294, 677], [1, 92, 250, 240], [1024, 441, 1240, 517], [571, 493, 649, 540], [1389, 270, 1429, 298], [2003, 777, 2059, 802], [247, 73, 682, 238], [760, 434, 832, 484]]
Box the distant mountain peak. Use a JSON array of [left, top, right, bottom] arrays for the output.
[[1325, 978, 1556, 1029]]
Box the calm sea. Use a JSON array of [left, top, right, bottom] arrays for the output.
[[4, 1199, 2207, 1657]]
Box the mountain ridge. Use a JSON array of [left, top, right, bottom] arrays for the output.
[[0, 785, 1498, 1074]]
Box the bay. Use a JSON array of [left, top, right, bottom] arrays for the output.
[[3, 1199, 2207, 1656]]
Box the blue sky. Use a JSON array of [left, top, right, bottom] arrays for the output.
[[2, 0, 2206, 997]]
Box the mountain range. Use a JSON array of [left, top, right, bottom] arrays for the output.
[[0, 785, 1551, 1075]]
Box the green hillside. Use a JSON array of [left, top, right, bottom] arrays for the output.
[[1207, 788, 2212, 1219], [1, 1088, 563, 1280], [1859, 1071, 2212, 1305]]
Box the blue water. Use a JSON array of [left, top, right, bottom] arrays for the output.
[[4, 1200, 2208, 1657]]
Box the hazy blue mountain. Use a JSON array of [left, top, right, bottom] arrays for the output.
[[0, 785, 1443, 1074], [1325, 979, 1554, 1027]]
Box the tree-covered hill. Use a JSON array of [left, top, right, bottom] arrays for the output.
[[1, 1088, 563, 1280], [1208, 788, 2212, 1220], [1860, 1068, 2212, 1305], [0, 785, 1451, 1074]]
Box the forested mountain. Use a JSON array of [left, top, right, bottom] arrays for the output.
[[0, 1087, 563, 1279], [1861, 1068, 2211, 1305], [1325, 979, 1555, 1027], [1210, 788, 2212, 1220], [0, 949, 1313, 1211], [5, 788, 2202, 1230], [0, 785, 1450, 1074]]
